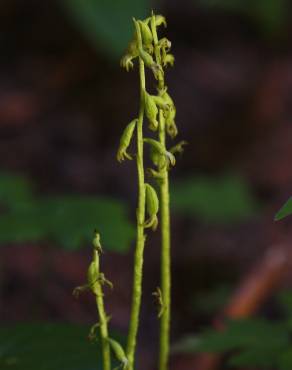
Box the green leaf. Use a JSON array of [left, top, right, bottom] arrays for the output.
[[275, 197, 292, 221], [198, 0, 246, 13], [252, 0, 287, 34], [0, 322, 124, 370], [173, 319, 289, 355], [171, 174, 259, 224], [0, 174, 135, 252], [198, 319, 289, 352], [276, 290, 292, 331], [191, 284, 231, 315], [278, 290, 292, 315], [198, 0, 287, 35], [60, 0, 150, 59], [38, 196, 135, 251], [171, 335, 201, 354], [228, 347, 282, 368], [279, 349, 292, 370], [0, 173, 34, 210]]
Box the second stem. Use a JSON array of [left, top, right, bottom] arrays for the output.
[[126, 20, 146, 370]]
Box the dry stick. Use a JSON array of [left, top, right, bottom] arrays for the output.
[[126, 19, 147, 370], [150, 15, 171, 370]]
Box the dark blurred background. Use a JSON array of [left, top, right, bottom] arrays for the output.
[[1, 1, 292, 369]]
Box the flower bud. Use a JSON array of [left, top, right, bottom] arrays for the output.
[[147, 14, 167, 28], [127, 38, 138, 55], [158, 37, 171, 52], [144, 183, 159, 231], [138, 47, 154, 67], [138, 47, 162, 79], [150, 147, 167, 169], [165, 107, 178, 139], [120, 39, 138, 71], [161, 91, 177, 138], [144, 138, 175, 169], [165, 106, 176, 126], [117, 119, 137, 162], [166, 121, 178, 139], [146, 168, 164, 181], [155, 15, 167, 28], [108, 338, 128, 367], [163, 53, 175, 67], [144, 138, 165, 155], [144, 92, 158, 131], [139, 20, 153, 46], [151, 95, 169, 111], [88, 322, 100, 341], [170, 141, 188, 155], [92, 231, 102, 252], [120, 54, 134, 71], [159, 88, 174, 107], [165, 151, 176, 166]]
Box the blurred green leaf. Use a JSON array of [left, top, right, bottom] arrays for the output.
[[198, 0, 246, 12], [278, 290, 292, 315], [60, 0, 150, 58], [174, 319, 290, 369], [277, 290, 292, 332], [275, 197, 292, 221], [198, 0, 287, 35], [0, 174, 134, 252], [171, 335, 201, 354], [171, 174, 259, 224], [196, 319, 289, 352], [252, 0, 287, 33], [228, 347, 282, 368], [174, 319, 289, 352], [279, 349, 292, 370], [0, 173, 33, 209], [192, 284, 231, 315], [174, 293, 292, 369], [0, 323, 123, 370]]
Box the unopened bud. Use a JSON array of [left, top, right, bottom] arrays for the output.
[[120, 39, 138, 71], [155, 15, 167, 28], [144, 183, 159, 231], [163, 53, 175, 67], [170, 141, 188, 155], [139, 20, 153, 45], [108, 338, 128, 367], [92, 231, 102, 252], [166, 121, 178, 139], [117, 119, 137, 162], [144, 92, 158, 131]]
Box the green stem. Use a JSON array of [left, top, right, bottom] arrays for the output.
[[93, 251, 111, 370], [126, 19, 146, 370], [158, 113, 171, 370], [151, 15, 171, 370]]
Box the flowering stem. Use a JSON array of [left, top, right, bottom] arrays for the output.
[[158, 112, 171, 370], [93, 250, 111, 370], [126, 19, 146, 370], [151, 16, 171, 370], [119, 13, 179, 370]]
